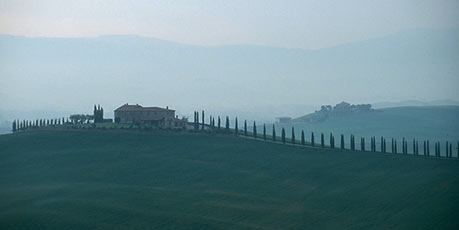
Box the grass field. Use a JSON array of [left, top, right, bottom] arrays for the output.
[[1, 130, 459, 229]]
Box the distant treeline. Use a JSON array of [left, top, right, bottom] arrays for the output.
[[191, 110, 458, 159], [295, 102, 373, 123]]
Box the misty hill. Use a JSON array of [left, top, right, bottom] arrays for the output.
[[294, 102, 373, 123], [1, 130, 458, 229], [1, 28, 458, 113], [271, 105, 459, 150]]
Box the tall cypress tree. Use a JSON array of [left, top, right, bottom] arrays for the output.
[[301, 130, 305, 145], [202, 111, 205, 130], [311, 132, 315, 146], [423, 141, 427, 156], [329, 133, 334, 149], [217, 116, 221, 130], [394, 139, 397, 154], [445, 141, 449, 157], [281, 128, 286, 144], [194, 111, 199, 130], [341, 134, 345, 149], [263, 124, 266, 140], [402, 138, 405, 154], [272, 125, 276, 142], [361, 137, 365, 151], [244, 120, 247, 136], [226, 116, 230, 131], [235, 117, 238, 134], [291, 127, 295, 144], [383, 138, 386, 153], [427, 140, 430, 156], [12, 120, 16, 132], [321, 133, 324, 148], [351, 135, 355, 150], [253, 121, 257, 138]]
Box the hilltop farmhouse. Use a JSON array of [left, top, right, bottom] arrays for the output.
[[114, 104, 187, 128]]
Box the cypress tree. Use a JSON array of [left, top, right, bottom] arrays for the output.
[[341, 134, 345, 149], [380, 137, 383, 152], [361, 137, 365, 151], [330, 133, 333, 148], [391, 138, 394, 153], [301, 130, 305, 145], [311, 132, 315, 146], [350, 135, 355, 150], [194, 111, 198, 130], [394, 139, 397, 154], [374, 137, 376, 152], [423, 141, 426, 156], [235, 117, 238, 134], [332, 135, 335, 148], [330, 133, 334, 148], [244, 120, 247, 136], [253, 121, 257, 138], [263, 124, 266, 141], [427, 140, 430, 156], [291, 127, 295, 144], [217, 116, 221, 130], [202, 111, 205, 130], [281, 128, 286, 144], [383, 138, 387, 153], [321, 133, 324, 148], [446, 141, 449, 157], [12, 120, 16, 132], [402, 138, 405, 154], [374, 137, 377, 152], [370, 137, 373, 152], [413, 139, 416, 155], [272, 125, 276, 142], [226, 116, 230, 131]]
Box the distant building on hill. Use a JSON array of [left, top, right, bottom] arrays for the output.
[[114, 104, 187, 128]]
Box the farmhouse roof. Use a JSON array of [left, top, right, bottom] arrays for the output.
[[114, 104, 175, 112]]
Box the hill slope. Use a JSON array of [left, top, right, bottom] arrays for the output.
[[1, 130, 458, 229]]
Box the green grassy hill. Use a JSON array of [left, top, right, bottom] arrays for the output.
[[272, 106, 459, 153], [1, 130, 459, 229]]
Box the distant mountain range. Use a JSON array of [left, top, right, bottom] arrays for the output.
[[372, 99, 459, 109], [1, 28, 458, 114]]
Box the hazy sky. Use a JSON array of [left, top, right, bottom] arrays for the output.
[[1, 0, 458, 49]]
